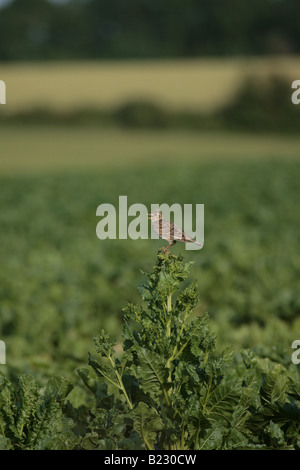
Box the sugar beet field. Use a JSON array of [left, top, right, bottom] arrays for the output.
[[0, 133, 300, 448]]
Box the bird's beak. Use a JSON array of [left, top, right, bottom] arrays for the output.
[[148, 213, 153, 219]]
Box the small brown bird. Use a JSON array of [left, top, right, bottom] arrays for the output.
[[148, 209, 203, 251]]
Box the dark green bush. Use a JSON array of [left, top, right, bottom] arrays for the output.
[[0, 75, 299, 133], [219, 75, 300, 133], [113, 101, 169, 129]]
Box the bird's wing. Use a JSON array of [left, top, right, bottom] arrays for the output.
[[154, 219, 202, 245], [172, 222, 202, 244], [171, 223, 187, 241], [154, 220, 181, 240]]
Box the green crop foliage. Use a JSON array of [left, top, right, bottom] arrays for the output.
[[0, 252, 299, 450], [0, 159, 300, 382], [0, 374, 78, 450], [76, 253, 300, 450], [0, 159, 300, 449]]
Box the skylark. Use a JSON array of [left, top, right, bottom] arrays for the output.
[[148, 209, 203, 251]]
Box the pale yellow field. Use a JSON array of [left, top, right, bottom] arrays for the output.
[[1, 57, 300, 114], [0, 126, 299, 175]]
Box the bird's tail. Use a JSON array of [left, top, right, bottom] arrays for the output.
[[191, 239, 203, 247], [183, 235, 203, 247]]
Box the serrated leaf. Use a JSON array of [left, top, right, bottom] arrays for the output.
[[45, 376, 73, 402], [197, 422, 224, 450], [204, 382, 241, 425], [231, 387, 254, 429], [221, 428, 251, 450], [133, 402, 164, 450], [248, 402, 300, 437], [260, 364, 289, 405], [132, 349, 170, 401], [0, 373, 77, 450]]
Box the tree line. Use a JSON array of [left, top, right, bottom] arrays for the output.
[[0, 0, 298, 61]]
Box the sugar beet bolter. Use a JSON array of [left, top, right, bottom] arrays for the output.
[[148, 209, 203, 251]]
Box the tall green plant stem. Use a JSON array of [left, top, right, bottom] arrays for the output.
[[108, 355, 134, 410], [166, 291, 172, 338], [166, 306, 190, 370]]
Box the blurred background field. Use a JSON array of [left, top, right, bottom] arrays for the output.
[[1, 159, 300, 384], [0, 0, 300, 390], [1, 57, 300, 114], [1, 126, 300, 174]]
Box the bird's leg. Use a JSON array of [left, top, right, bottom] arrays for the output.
[[159, 244, 171, 253], [161, 240, 176, 253]]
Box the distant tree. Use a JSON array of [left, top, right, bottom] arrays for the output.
[[0, 0, 298, 60], [0, 0, 90, 60]]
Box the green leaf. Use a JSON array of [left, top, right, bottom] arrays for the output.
[[45, 376, 74, 402], [248, 402, 300, 439], [0, 373, 77, 450], [197, 422, 224, 450], [132, 349, 170, 402], [15, 374, 39, 440], [264, 421, 285, 448], [133, 402, 164, 450], [231, 387, 254, 429], [204, 382, 242, 425], [0, 436, 11, 450], [260, 364, 289, 405], [118, 430, 146, 450]]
